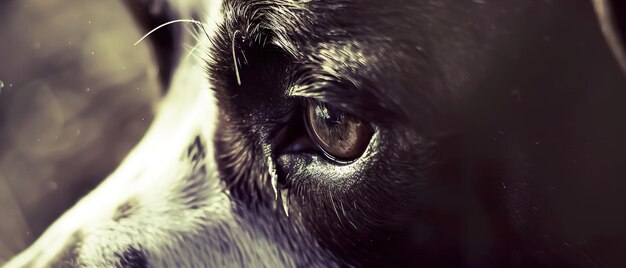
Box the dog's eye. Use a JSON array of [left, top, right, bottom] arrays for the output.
[[306, 101, 374, 161]]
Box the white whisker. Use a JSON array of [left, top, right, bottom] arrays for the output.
[[134, 19, 204, 46], [187, 27, 202, 44], [185, 43, 203, 61], [232, 30, 242, 86]]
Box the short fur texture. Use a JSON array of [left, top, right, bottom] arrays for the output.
[[6, 0, 626, 267]]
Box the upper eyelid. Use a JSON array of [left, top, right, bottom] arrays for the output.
[[285, 62, 403, 127], [288, 80, 401, 127], [287, 77, 350, 110], [287, 63, 363, 102], [288, 65, 342, 94]]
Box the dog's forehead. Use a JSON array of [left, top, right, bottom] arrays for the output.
[[212, 0, 611, 135], [215, 0, 475, 130]]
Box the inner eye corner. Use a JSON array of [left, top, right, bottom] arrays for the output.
[[273, 111, 314, 155]]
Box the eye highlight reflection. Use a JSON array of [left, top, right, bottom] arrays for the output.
[[305, 101, 374, 162]]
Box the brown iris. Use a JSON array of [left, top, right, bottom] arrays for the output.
[[306, 101, 374, 161]]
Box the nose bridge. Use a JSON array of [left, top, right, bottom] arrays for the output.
[[3, 33, 220, 267], [3, 169, 139, 268], [44, 233, 81, 268], [4, 232, 81, 268]]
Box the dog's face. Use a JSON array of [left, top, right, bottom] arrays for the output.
[[6, 0, 626, 267], [210, 0, 454, 265]]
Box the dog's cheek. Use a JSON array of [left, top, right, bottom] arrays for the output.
[[75, 225, 148, 268], [278, 128, 432, 265]]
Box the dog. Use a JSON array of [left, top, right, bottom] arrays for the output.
[[5, 0, 626, 267]]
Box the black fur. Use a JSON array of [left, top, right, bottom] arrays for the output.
[[11, 1, 626, 267], [115, 246, 147, 268], [207, 0, 626, 267], [113, 199, 138, 222]]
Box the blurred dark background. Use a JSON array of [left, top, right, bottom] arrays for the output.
[[0, 0, 161, 263]]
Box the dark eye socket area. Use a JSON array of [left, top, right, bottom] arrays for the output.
[[304, 100, 374, 162]]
